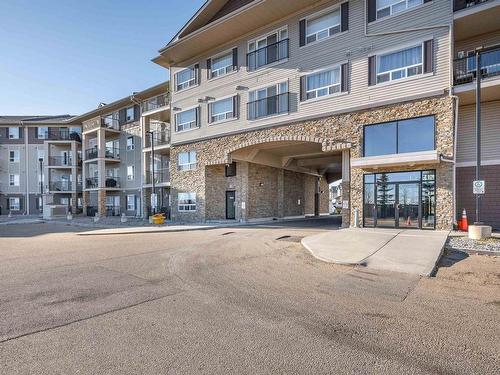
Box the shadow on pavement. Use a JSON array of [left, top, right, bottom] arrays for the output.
[[0, 223, 86, 238]]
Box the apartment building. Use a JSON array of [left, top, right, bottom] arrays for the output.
[[0, 115, 82, 215], [452, 0, 500, 229], [70, 82, 170, 218], [154, 0, 458, 229]]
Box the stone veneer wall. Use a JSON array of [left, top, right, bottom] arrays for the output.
[[170, 95, 454, 229]]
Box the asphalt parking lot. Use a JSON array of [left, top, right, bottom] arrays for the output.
[[0, 220, 499, 374]]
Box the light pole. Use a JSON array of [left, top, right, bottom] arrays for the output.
[[474, 47, 482, 225], [147, 130, 156, 214], [38, 157, 44, 216]]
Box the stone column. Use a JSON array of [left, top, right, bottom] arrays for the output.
[[98, 189, 106, 217], [239, 161, 249, 222], [82, 191, 89, 216], [71, 192, 78, 214], [277, 169, 284, 218], [341, 149, 351, 228]]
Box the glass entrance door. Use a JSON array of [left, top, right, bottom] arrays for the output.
[[397, 183, 420, 229], [376, 182, 396, 228]]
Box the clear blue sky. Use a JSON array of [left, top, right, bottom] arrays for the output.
[[0, 0, 205, 116]]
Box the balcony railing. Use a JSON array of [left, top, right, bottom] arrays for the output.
[[146, 169, 170, 185], [85, 177, 98, 189], [49, 181, 81, 192], [145, 130, 170, 148], [101, 118, 120, 131], [247, 39, 289, 72], [41, 129, 82, 142], [85, 147, 98, 160], [247, 92, 289, 120], [105, 176, 120, 188], [106, 206, 121, 217], [142, 93, 170, 112], [48, 156, 81, 167], [105, 146, 120, 159], [453, 45, 500, 85], [454, 0, 493, 11]]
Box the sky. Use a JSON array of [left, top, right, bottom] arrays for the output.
[[0, 0, 206, 116]]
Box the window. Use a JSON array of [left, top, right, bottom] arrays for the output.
[[306, 9, 341, 44], [127, 165, 135, 181], [363, 116, 435, 157], [104, 112, 119, 128], [209, 50, 236, 79], [177, 151, 197, 171], [247, 28, 289, 71], [9, 174, 20, 186], [127, 136, 135, 150], [37, 127, 48, 139], [377, 45, 423, 83], [9, 197, 20, 211], [225, 162, 237, 177], [125, 106, 135, 122], [178, 192, 196, 212], [209, 97, 237, 123], [175, 108, 199, 132], [127, 195, 136, 211], [60, 197, 69, 206], [376, 0, 423, 20], [248, 82, 289, 120], [175, 65, 198, 91], [9, 150, 19, 162], [8, 127, 20, 139], [306, 67, 341, 100]]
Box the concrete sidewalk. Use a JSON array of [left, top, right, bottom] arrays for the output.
[[302, 228, 449, 276]]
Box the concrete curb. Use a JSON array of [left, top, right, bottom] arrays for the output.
[[300, 237, 362, 266], [76, 225, 218, 236]]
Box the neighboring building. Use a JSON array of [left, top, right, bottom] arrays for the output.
[[153, 0, 457, 229], [452, 0, 500, 230], [69, 82, 170, 218], [0, 115, 82, 215]]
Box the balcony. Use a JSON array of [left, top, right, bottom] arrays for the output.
[[49, 181, 81, 192], [145, 130, 170, 148], [105, 176, 120, 188], [104, 146, 120, 160], [453, 46, 500, 85], [145, 169, 170, 185], [85, 147, 98, 160], [247, 92, 289, 121], [48, 156, 81, 167], [454, 0, 494, 12], [247, 39, 289, 72], [106, 206, 121, 217], [142, 93, 170, 113], [42, 129, 82, 142], [85, 177, 98, 189]]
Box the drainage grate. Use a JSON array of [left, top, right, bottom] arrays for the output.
[[275, 235, 303, 243]]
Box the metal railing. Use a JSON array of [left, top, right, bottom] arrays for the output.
[[104, 146, 120, 159], [453, 45, 500, 85], [48, 156, 81, 167], [49, 181, 77, 192], [142, 93, 170, 112], [86, 206, 97, 217], [105, 176, 120, 188], [85, 177, 98, 189], [101, 117, 120, 131], [106, 206, 121, 217], [454, 0, 493, 11], [41, 129, 82, 142], [145, 130, 170, 147], [247, 39, 289, 72], [146, 169, 170, 185], [85, 147, 98, 160], [247, 92, 289, 120]]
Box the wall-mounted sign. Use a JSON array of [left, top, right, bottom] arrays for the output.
[[342, 200, 349, 209]]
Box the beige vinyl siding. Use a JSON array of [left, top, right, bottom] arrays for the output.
[[170, 0, 451, 145], [367, 0, 452, 34], [455, 29, 500, 57], [457, 101, 500, 164]]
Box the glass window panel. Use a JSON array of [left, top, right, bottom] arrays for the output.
[[364, 122, 397, 156], [307, 10, 340, 37], [378, 45, 422, 74], [422, 179, 436, 229], [212, 98, 233, 115], [364, 174, 376, 183], [398, 116, 435, 153], [364, 183, 376, 227], [377, 171, 421, 183]]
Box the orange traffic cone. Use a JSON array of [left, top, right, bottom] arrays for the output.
[[407, 216, 412, 226], [461, 209, 468, 231]]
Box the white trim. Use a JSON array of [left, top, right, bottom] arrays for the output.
[[299, 61, 349, 76], [300, 1, 346, 48], [207, 46, 238, 80], [208, 95, 237, 125], [369, 37, 431, 58], [300, 63, 345, 102], [299, 1, 347, 22], [372, 0, 428, 23], [174, 64, 199, 92], [368, 72, 434, 89], [175, 106, 200, 132], [248, 78, 290, 92], [300, 91, 349, 106], [247, 26, 288, 52]]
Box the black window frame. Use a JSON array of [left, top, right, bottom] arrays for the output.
[[363, 115, 436, 157]]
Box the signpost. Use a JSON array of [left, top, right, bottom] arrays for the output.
[[473, 180, 485, 195]]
